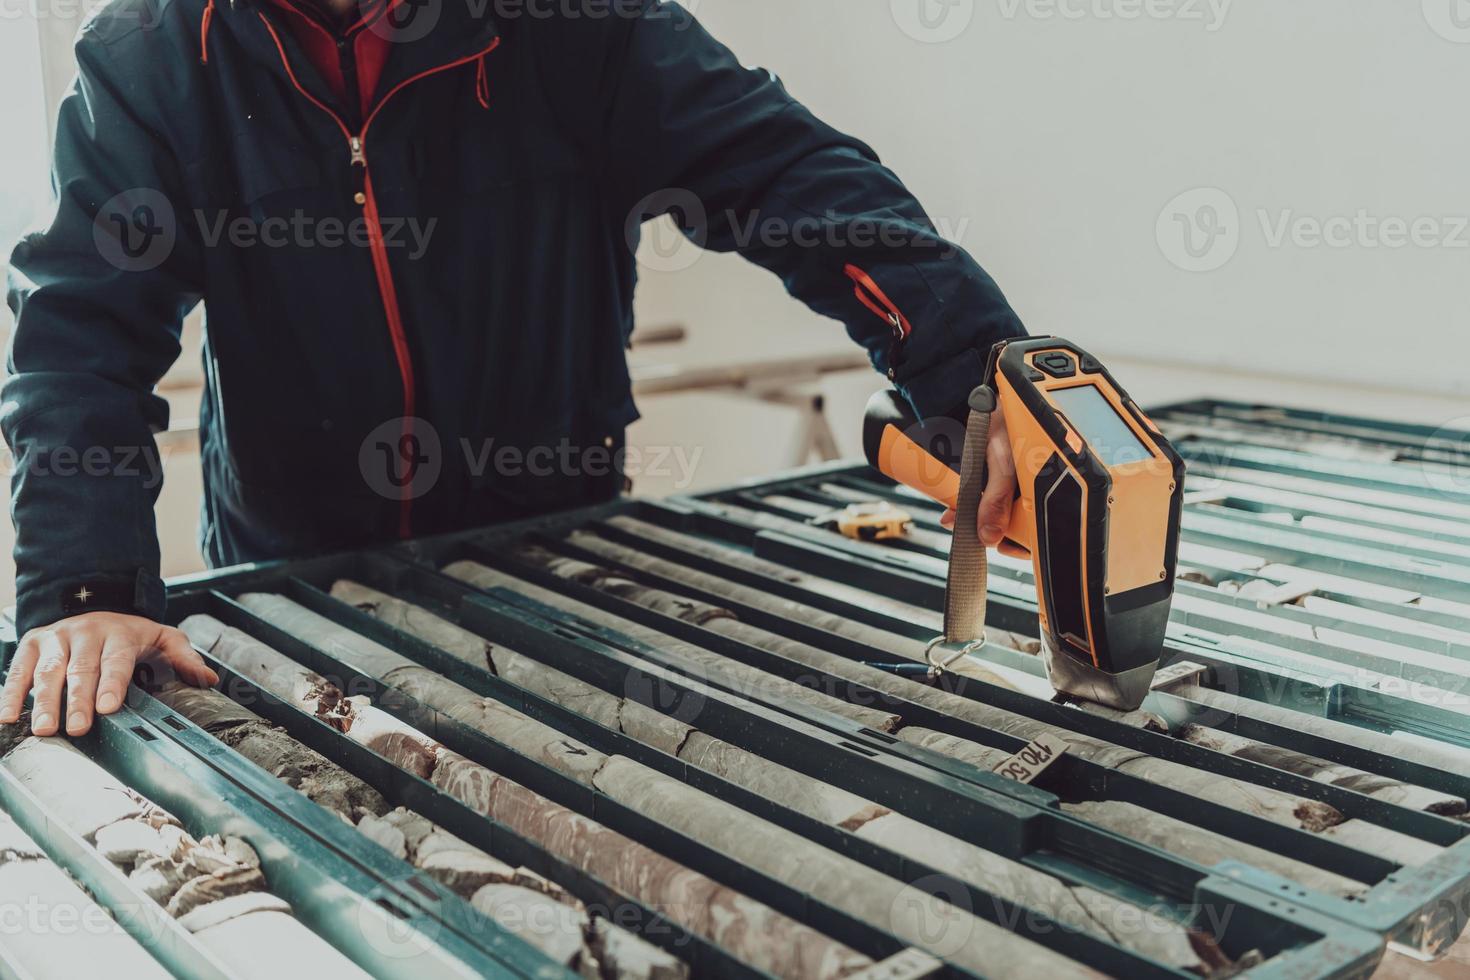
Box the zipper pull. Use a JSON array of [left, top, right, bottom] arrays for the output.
[[350, 136, 365, 167], [843, 264, 913, 378]]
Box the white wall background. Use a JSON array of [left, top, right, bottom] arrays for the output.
[[633, 0, 1470, 397]]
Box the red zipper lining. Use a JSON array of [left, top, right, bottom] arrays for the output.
[[200, 0, 216, 64], [257, 12, 502, 537], [843, 263, 912, 340], [359, 37, 502, 146], [361, 170, 417, 538], [256, 13, 354, 141]]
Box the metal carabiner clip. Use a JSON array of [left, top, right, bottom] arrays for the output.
[[923, 633, 989, 679]]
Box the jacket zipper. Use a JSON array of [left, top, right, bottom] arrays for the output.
[[843, 264, 912, 380], [258, 12, 501, 537]]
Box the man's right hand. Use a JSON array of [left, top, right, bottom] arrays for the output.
[[0, 612, 218, 737]]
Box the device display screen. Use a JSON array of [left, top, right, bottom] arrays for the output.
[[1050, 384, 1153, 467]]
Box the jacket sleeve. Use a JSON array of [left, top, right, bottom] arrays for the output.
[[3, 33, 200, 635], [598, 2, 1026, 419]]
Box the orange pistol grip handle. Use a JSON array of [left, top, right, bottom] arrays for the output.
[[862, 390, 1034, 558]]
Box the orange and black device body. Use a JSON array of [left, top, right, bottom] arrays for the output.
[[863, 338, 1186, 709]]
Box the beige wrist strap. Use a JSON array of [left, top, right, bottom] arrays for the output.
[[924, 385, 995, 676]]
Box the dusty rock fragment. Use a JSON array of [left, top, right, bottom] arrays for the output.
[[381, 807, 435, 852], [223, 837, 261, 869], [130, 855, 195, 904], [192, 909, 362, 979], [1, 725, 370, 979], [333, 695, 441, 779], [0, 811, 172, 979], [591, 917, 688, 980], [186, 835, 252, 875], [95, 819, 170, 867], [177, 892, 294, 933], [471, 884, 594, 970], [154, 683, 391, 821], [157, 823, 191, 860], [2, 737, 147, 838], [165, 866, 268, 917], [356, 813, 409, 859], [421, 850, 521, 897]]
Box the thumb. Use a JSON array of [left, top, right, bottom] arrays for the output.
[[158, 628, 219, 688]]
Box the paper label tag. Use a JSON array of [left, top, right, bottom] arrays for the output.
[[847, 948, 944, 980], [991, 733, 1068, 784]]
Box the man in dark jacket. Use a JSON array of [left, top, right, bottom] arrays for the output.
[[1, 0, 1024, 736]]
